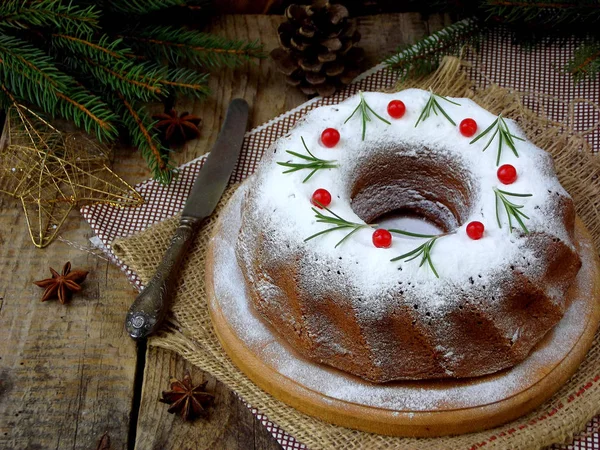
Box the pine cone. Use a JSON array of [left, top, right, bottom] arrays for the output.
[[271, 0, 364, 97]]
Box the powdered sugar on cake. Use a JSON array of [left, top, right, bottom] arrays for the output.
[[210, 183, 594, 411], [233, 89, 582, 382], [251, 89, 571, 303]]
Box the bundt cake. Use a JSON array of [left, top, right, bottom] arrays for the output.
[[235, 89, 581, 383]]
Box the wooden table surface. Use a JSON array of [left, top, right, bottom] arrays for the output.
[[0, 13, 450, 450]]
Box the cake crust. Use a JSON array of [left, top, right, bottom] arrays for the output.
[[235, 89, 581, 382]]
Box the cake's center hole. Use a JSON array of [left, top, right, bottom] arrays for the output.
[[349, 148, 475, 234]]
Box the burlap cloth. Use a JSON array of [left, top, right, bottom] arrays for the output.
[[112, 58, 600, 449]]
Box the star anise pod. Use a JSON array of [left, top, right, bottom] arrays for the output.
[[152, 109, 202, 146], [160, 370, 214, 421], [33, 262, 88, 304]]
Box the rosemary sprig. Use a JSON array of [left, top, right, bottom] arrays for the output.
[[304, 205, 372, 248], [414, 91, 460, 127], [390, 235, 441, 278], [469, 114, 525, 166], [344, 91, 391, 140], [493, 187, 532, 234], [277, 136, 338, 183]]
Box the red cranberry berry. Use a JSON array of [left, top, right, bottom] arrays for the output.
[[321, 128, 340, 148], [311, 188, 332, 208], [372, 229, 392, 248], [387, 100, 406, 119], [466, 221, 485, 240], [459, 118, 478, 137], [497, 164, 518, 185]]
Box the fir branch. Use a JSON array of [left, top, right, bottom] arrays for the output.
[[144, 66, 210, 99], [52, 33, 166, 102], [121, 25, 265, 69], [0, 34, 70, 98], [344, 91, 391, 140], [80, 58, 164, 101], [117, 95, 173, 184], [493, 187, 532, 233], [277, 137, 338, 182], [56, 86, 119, 141], [0, 1, 257, 183], [390, 235, 442, 278], [563, 41, 600, 83], [304, 205, 372, 248], [51, 33, 130, 63], [414, 91, 460, 127], [469, 114, 525, 165], [0, 34, 118, 141], [0, 1, 100, 35], [482, 0, 600, 26], [56, 34, 209, 102], [385, 19, 482, 81]]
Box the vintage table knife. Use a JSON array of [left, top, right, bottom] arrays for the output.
[[125, 98, 249, 340]]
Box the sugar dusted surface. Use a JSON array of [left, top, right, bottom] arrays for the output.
[[251, 89, 572, 304], [234, 89, 582, 382], [211, 184, 595, 411]]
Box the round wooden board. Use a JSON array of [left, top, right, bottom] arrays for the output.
[[206, 186, 600, 437]]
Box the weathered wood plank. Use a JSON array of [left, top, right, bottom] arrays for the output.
[[134, 347, 280, 450], [134, 12, 449, 450], [0, 197, 138, 449]]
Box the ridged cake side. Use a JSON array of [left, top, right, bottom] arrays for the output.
[[234, 90, 581, 382], [236, 174, 580, 382]]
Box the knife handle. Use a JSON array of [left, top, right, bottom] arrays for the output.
[[125, 216, 200, 340]]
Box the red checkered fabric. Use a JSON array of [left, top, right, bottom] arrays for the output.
[[81, 26, 600, 449]]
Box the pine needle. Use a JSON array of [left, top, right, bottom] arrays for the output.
[[385, 19, 482, 81], [118, 95, 173, 184], [122, 25, 265, 70], [563, 41, 600, 84]]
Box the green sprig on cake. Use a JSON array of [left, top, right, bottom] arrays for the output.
[[494, 188, 533, 234], [278, 90, 537, 278], [344, 91, 390, 140], [414, 92, 460, 127], [470, 114, 525, 166], [305, 205, 372, 248], [277, 136, 338, 182]]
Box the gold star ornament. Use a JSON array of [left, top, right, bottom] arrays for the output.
[[0, 102, 143, 247]]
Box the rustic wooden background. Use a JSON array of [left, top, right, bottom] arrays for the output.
[[0, 12, 450, 450]]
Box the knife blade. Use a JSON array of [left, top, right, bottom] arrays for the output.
[[125, 98, 249, 340]]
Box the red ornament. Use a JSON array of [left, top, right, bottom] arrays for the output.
[[372, 229, 392, 248], [387, 100, 406, 119], [466, 221, 485, 240], [311, 188, 332, 208], [321, 128, 340, 148], [497, 164, 517, 185], [459, 118, 478, 137]]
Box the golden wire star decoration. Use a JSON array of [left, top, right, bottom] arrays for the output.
[[0, 101, 144, 248]]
